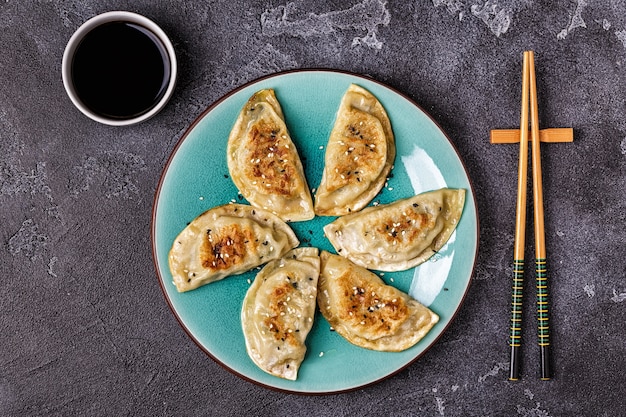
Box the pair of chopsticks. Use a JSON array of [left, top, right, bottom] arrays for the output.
[[508, 51, 552, 381]]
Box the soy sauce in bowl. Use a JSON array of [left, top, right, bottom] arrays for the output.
[[71, 21, 171, 120]]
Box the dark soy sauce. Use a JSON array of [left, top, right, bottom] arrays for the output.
[[72, 22, 171, 119]]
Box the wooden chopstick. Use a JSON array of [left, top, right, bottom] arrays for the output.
[[509, 51, 531, 381], [528, 51, 552, 380]]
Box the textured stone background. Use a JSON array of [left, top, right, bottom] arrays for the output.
[[1, 1, 625, 416]]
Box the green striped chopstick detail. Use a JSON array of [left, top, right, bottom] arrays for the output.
[[536, 258, 549, 347], [509, 259, 524, 347]]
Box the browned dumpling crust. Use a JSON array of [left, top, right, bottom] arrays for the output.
[[324, 188, 465, 272], [317, 251, 439, 351], [314, 84, 395, 216], [227, 89, 314, 222], [169, 204, 299, 292], [242, 247, 320, 380]]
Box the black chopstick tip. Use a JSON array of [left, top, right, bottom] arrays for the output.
[[509, 345, 521, 381], [540, 345, 552, 380]]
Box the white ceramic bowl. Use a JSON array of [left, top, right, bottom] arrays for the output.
[[62, 11, 177, 126]]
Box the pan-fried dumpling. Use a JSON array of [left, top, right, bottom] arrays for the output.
[[227, 89, 314, 222], [169, 204, 299, 292], [318, 251, 439, 351], [314, 84, 395, 216], [324, 188, 465, 271], [241, 247, 320, 380]]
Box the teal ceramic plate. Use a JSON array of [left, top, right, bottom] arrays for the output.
[[152, 70, 478, 394]]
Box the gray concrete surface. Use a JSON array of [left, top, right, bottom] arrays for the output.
[[1, 1, 624, 416]]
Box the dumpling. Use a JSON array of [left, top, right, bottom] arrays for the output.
[[317, 251, 439, 351], [314, 84, 395, 216], [227, 89, 314, 222], [169, 204, 299, 292], [241, 247, 320, 380], [324, 188, 465, 271]]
